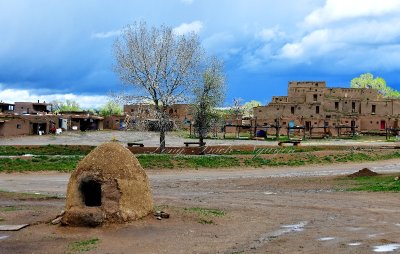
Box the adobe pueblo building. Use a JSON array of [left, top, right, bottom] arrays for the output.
[[61, 142, 153, 227], [254, 81, 400, 137]]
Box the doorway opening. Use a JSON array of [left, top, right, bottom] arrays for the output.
[[80, 179, 102, 207]]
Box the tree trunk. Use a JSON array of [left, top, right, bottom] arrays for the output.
[[199, 136, 205, 147], [160, 128, 166, 153], [158, 107, 167, 153]]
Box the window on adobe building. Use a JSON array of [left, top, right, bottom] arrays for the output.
[[131, 109, 134, 112], [372, 105, 376, 114], [17, 124, 22, 129], [352, 102, 356, 112], [316, 106, 320, 114], [335, 102, 339, 110], [291, 107, 295, 114], [313, 94, 317, 101]]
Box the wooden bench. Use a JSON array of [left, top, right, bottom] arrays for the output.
[[184, 142, 206, 147], [127, 142, 144, 147], [278, 140, 301, 146]]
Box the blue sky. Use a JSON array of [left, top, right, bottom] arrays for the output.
[[1, 0, 400, 108]]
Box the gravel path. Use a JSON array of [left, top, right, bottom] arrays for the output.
[[0, 130, 395, 147]]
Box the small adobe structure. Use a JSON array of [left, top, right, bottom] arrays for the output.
[[61, 142, 153, 226]]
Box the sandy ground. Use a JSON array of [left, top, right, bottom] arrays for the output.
[[0, 130, 396, 147], [0, 160, 400, 253]]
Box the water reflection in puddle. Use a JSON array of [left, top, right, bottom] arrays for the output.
[[318, 237, 335, 241], [348, 242, 362, 246], [251, 221, 308, 249], [373, 244, 400, 252]]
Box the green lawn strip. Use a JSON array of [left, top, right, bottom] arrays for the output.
[[136, 154, 175, 169], [68, 238, 99, 253], [0, 145, 94, 156], [136, 154, 239, 169], [243, 151, 400, 167], [0, 156, 80, 172], [342, 175, 400, 192], [0, 151, 400, 172]]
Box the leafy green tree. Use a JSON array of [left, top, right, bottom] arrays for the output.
[[99, 101, 123, 117], [243, 100, 262, 117], [351, 73, 400, 98], [192, 57, 226, 146], [51, 100, 81, 112]]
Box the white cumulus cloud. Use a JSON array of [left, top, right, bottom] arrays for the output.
[[274, 0, 400, 67], [257, 27, 285, 42], [0, 86, 108, 109], [173, 21, 203, 35], [304, 0, 400, 28]]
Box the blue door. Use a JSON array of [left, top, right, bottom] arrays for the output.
[[289, 120, 295, 133]]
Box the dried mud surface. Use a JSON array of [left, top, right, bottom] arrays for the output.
[[0, 162, 400, 253]]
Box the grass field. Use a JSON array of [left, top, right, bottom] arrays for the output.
[[342, 175, 400, 192], [0, 145, 94, 156], [0, 145, 399, 172]]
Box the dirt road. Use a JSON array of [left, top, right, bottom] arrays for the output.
[[0, 160, 400, 253], [0, 159, 399, 197]]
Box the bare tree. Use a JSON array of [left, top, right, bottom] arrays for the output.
[[230, 98, 244, 121], [192, 57, 226, 146], [114, 22, 203, 151]]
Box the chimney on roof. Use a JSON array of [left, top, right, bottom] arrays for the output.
[[38, 100, 39, 103]]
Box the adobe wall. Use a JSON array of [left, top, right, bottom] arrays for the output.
[[360, 100, 394, 115], [0, 118, 30, 137], [104, 116, 124, 130], [324, 88, 379, 100]]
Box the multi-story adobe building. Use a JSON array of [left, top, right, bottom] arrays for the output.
[[0, 102, 15, 113], [123, 103, 193, 129], [14, 101, 52, 115], [253, 81, 400, 137]]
